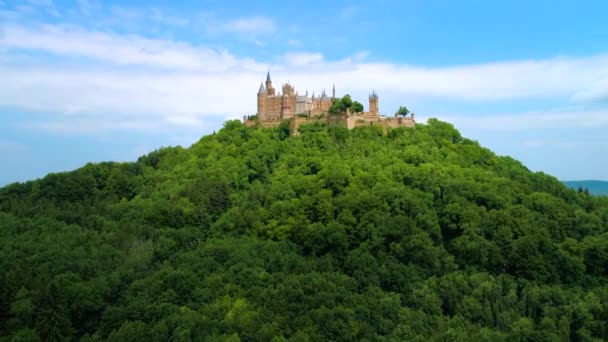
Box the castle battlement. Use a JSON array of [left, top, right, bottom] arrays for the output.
[[245, 72, 415, 134]]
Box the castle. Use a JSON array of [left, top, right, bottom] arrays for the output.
[[244, 72, 415, 134]]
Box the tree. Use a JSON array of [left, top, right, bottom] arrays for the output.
[[3, 117, 608, 341], [35, 283, 74, 341], [329, 98, 345, 114], [10, 287, 35, 327], [329, 95, 360, 114], [397, 106, 410, 116]]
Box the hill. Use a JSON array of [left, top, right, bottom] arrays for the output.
[[1, 119, 608, 341], [564, 180, 608, 196]]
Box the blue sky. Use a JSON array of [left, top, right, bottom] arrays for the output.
[[1, 0, 608, 185]]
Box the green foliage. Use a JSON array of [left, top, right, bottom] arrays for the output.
[[351, 101, 364, 113], [397, 106, 410, 116], [277, 120, 291, 141], [1, 119, 608, 340], [329, 94, 363, 114]]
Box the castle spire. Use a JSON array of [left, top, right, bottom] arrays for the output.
[[265, 71, 274, 95], [332, 84, 335, 98], [258, 81, 266, 94]]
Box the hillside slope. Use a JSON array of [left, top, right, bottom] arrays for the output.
[[564, 180, 608, 196], [1, 119, 608, 341]]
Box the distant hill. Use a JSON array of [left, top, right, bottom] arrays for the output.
[[2, 119, 608, 340], [563, 180, 608, 196]]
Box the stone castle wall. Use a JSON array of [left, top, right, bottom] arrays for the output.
[[258, 95, 333, 119]]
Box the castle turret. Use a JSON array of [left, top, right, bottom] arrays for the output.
[[257, 81, 267, 118], [369, 91, 379, 115], [282, 82, 294, 96]]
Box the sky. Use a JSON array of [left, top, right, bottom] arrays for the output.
[[1, 0, 608, 186]]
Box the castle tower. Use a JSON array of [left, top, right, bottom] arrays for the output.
[[257, 82, 267, 118], [281, 82, 295, 117], [369, 91, 379, 115], [265, 71, 275, 96], [332, 84, 336, 99], [282, 82, 294, 96]]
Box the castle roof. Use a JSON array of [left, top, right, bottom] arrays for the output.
[[266, 71, 271, 82], [258, 82, 266, 94]]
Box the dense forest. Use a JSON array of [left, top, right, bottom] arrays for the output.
[[1, 119, 608, 341]]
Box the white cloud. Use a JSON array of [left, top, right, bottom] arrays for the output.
[[0, 65, 259, 119], [20, 119, 161, 134], [349, 57, 608, 101], [109, 5, 141, 21], [435, 109, 608, 131], [3, 23, 608, 133], [572, 78, 608, 104], [2, 24, 264, 71], [284, 52, 324, 66], [166, 115, 204, 127], [149, 8, 189, 26], [222, 16, 275, 35]]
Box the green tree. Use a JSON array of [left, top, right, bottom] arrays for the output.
[[10, 287, 35, 328], [329, 94, 361, 114], [1, 118, 608, 341], [35, 283, 74, 342], [397, 106, 410, 116]]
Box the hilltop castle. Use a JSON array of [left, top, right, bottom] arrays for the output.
[[244, 72, 415, 134]]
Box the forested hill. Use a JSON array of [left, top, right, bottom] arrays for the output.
[[2, 119, 608, 341]]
